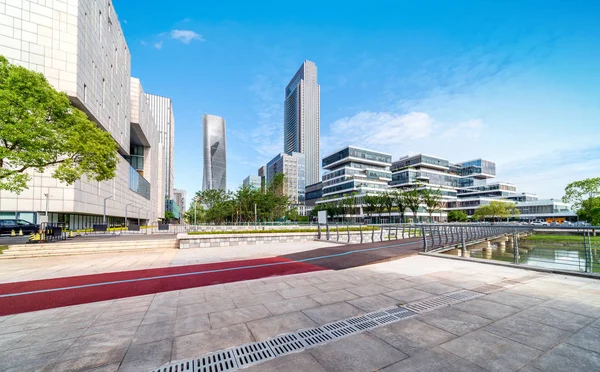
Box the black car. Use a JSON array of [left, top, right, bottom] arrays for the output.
[[0, 219, 40, 235]]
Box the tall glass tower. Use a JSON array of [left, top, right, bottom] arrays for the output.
[[284, 60, 320, 186], [202, 114, 227, 191]]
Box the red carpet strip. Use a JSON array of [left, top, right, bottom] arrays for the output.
[[0, 257, 326, 315]]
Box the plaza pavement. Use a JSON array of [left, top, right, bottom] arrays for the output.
[[0, 244, 599, 371]]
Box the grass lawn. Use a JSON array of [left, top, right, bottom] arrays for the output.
[[0, 245, 8, 254], [188, 226, 383, 235], [525, 234, 600, 243]]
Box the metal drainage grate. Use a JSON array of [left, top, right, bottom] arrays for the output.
[[366, 311, 389, 319], [385, 307, 416, 320], [297, 327, 333, 347], [346, 315, 379, 330], [267, 333, 305, 356], [444, 290, 482, 301], [322, 321, 359, 338], [471, 284, 504, 294], [233, 341, 275, 368], [402, 295, 459, 313], [372, 314, 398, 325], [195, 349, 238, 372], [151, 360, 193, 372]]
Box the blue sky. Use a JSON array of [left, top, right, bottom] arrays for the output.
[[114, 0, 600, 200]]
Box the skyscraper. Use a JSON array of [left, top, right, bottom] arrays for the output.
[[203, 114, 227, 191], [284, 60, 320, 186]]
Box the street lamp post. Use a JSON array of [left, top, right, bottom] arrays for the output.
[[194, 197, 198, 225], [125, 202, 134, 226], [103, 195, 113, 225]]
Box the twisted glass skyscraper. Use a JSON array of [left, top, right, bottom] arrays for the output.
[[202, 114, 227, 191], [284, 60, 320, 186]]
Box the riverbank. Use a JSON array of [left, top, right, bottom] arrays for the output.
[[524, 234, 600, 244]]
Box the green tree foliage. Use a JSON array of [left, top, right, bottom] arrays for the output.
[[187, 173, 291, 224], [404, 187, 422, 222], [382, 192, 394, 222], [421, 188, 443, 222], [447, 210, 468, 222], [0, 56, 118, 193], [474, 201, 519, 221], [363, 194, 379, 222], [392, 190, 407, 223], [563, 178, 600, 224]]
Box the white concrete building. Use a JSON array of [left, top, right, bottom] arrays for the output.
[[146, 93, 175, 204], [0, 0, 170, 228]]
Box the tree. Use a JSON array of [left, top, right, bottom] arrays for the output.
[[392, 190, 407, 223], [474, 201, 519, 222], [447, 210, 468, 222], [363, 194, 379, 223], [382, 192, 394, 223], [421, 188, 443, 222], [404, 187, 422, 223], [164, 211, 175, 222], [0, 56, 118, 193], [578, 197, 600, 224], [563, 178, 600, 223]]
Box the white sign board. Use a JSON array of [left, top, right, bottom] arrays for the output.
[[318, 210, 328, 225]]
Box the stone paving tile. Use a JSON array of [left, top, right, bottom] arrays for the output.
[[87, 363, 120, 372], [302, 302, 364, 325], [414, 282, 460, 295], [309, 332, 408, 372], [441, 329, 542, 372], [531, 343, 600, 371], [381, 346, 485, 372], [314, 280, 357, 292], [310, 289, 359, 305], [370, 318, 456, 356], [0, 339, 75, 371], [232, 291, 284, 307], [83, 320, 142, 337], [119, 339, 172, 372], [452, 298, 521, 321], [248, 282, 292, 294], [417, 307, 492, 336], [484, 315, 572, 351], [177, 298, 236, 318], [0, 331, 30, 350], [247, 312, 318, 341], [403, 275, 441, 284], [174, 314, 211, 337], [346, 283, 391, 297], [517, 305, 595, 332], [208, 304, 271, 328], [44, 347, 129, 372], [94, 309, 147, 326], [132, 320, 175, 345], [205, 287, 253, 301], [16, 323, 90, 346], [264, 296, 320, 316], [172, 324, 254, 360], [384, 288, 435, 304], [61, 329, 134, 353], [379, 278, 419, 290], [566, 325, 600, 353], [347, 294, 399, 312], [141, 307, 178, 325], [284, 277, 326, 288], [176, 292, 207, 306], [1, 350, 64, 371], [278, 285, 323, 299], [483, 291, 546, 310], [243, 352, 327, 372], [540, 298, 600, 318], [501, 286, 555, 300]]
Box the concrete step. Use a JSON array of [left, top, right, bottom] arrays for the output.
[[0, 247, 175, 258]]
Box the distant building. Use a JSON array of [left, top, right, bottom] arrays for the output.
[[284, 60, 320, 186], [202, 114, 227, 191], [258, 166, 267, 192], [266, 153, 305, 210], [243, 176, 262, 190], [173, 189, 186, 216]]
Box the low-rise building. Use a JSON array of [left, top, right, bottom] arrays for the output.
[[242, 176, 262, 190]]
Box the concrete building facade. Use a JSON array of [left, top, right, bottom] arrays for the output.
[[202, 114, 227, 191], [173, 188, 186, 217], [0, 0, 172, 228], [284, 60, 320, 186], [266, 152, 305, 211], [242, 176, 261, 190]]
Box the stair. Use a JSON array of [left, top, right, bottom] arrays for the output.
[[0, 239, 179, 259]]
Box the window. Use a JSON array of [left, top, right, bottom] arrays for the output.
[[83, 84, 87, 103], [102, 78, 105, 106]]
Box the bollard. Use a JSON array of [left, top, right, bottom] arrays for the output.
[[360, 225, 363, 244], [461, 227, 466, 257], [10, 229, 16, 237], [347, 224, 350, 243]]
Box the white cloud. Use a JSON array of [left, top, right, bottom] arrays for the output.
[[153, 41, 163, 50], [170, 30, 204, 44], [441, 119, 483, 138], [323, 111, 433, 155]]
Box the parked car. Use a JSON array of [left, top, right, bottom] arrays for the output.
[[0, 219, 40, 235], [561, 221, 572, 227]]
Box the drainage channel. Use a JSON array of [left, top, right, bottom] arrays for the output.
[[150, 275, 541, 372]]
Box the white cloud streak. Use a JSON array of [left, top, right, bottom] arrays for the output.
[[170, 30, 205, 44]]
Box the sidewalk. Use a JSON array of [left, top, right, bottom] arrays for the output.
[[1, 255, 598, 371]]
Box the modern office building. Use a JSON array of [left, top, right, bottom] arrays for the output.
[[316, 146, 392, 219], [266, 153, 306, 210], [173, 189, 187, 216], [305, 182, 324, 210], [243, 176, 262, 190], [284, 60, 320, 186], [202, 114, 227, 191], [258, 166, 267, 192], [146, 93, 176, 216], [0, 0, 171, 228]]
